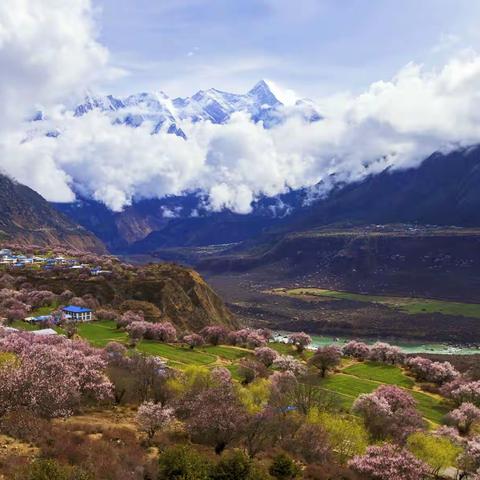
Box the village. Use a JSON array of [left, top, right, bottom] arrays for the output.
[[0, 248, 111, 276], [0, 247, 105, 336]]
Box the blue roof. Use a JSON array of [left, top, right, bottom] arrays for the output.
[[62, 305, 92, 313]]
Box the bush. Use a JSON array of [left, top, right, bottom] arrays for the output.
[[269, 454, 300, 480], [158, 445, 212, 480], [26, 459, 69, 480], [211, 450, 254, 480]]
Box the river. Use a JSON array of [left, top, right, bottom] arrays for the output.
[[273, 332, 480, 355]]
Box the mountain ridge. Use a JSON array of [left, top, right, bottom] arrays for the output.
[[0, 173, 106, 253]]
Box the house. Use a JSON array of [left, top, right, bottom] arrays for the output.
[[0, 249, 12, 256], [62, 305, 93, 322]]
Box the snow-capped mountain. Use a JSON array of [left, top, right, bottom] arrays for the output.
[[49, 80, 322, 139]]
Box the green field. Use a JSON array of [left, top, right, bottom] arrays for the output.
[[76, 320, 127, 347], [137, 341, 217, 365], [282, 287, 480, 319], [319, 366, 448, 424], [343, 361, 415, 388], [10, 318, 451, 424]]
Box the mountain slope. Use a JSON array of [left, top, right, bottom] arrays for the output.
[[0, 174, 105, 252], [291, 145, 480, 229], [53, 144, 480, 255]]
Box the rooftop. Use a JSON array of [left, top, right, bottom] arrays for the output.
[[62, 305, 92, 313]]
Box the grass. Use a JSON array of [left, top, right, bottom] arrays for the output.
[[137, 341, 216, 366], [10, 320, 39, 331], [7, 318, 451, 424], [343, 361, 415, 388], [200, 345, 250, 360], [319, 364, 449, 424], [31, 301, 59, 317], [283, 287, 480, 319], [76, 320, 127, 347]]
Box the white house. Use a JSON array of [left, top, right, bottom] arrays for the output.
[[62, 305, 93, 322]]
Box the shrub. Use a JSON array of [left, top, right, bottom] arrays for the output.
[[406, 432, 462, 477], [269, 453, 300, 480], [211, 450, 254, 480], [158, 445, 212, 480]]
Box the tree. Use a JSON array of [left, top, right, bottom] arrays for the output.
[[342, 340, 370, 360], [309, 345, 341, 377], [184, 333, 205, 349], [446, 402, 480, 435], [117, 310, 144, 329], [254, 346, 279, 367], [145, 322, 177, 342], [406, 357, 458, 385], [103, 341, 127, 366], [136, 401, 174, 440], [272, 355, 306, 376], [0, 338, 112, 419], [349, 444, 429, 480], [288, 332, 312, 353], [269, 454, 300, 480], [237, 358, 267, 385], [442, 380, 480, 407], [125, 321, 147, 345], [158, 445, 212, 480], [183, 382, 248, 454], [406, 432, 462, 477], [200, 325, 228, 346], [285, 422, 331, 464], [352, 385, 424, 442], [64, 320, 77, 339], [460, 436, 480, 474], [369, 342, 404, 365], [130, 353, 169, 402]]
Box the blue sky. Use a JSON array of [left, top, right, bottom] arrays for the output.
[[95, 0, 480, 98]]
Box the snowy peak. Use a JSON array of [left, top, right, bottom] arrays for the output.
[[39, 81, 322, 141], [247, 80, 281, 106], [74, 94, 124, 117]]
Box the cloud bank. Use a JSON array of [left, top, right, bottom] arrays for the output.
[[2, 2, 480, 213]]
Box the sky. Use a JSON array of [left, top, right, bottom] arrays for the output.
[[95, 0, 480, 98], [2, 0, 480, 213]]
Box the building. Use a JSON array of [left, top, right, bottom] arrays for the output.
[[62, 305, 93, 322]]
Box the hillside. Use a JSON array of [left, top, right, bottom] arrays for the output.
[[16, 262, 236, 332], [53, 145, 480, 256], [0, 174, 105, 253], [291, 145, 480, 229]]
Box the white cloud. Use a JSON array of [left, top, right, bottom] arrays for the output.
[[2, 2, 480, 214]]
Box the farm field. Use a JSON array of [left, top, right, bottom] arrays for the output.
[[342, 361, 415, 388], [10, 319, 451, 424], [320, 365, 448, 424], [276, 287, 480, 319]]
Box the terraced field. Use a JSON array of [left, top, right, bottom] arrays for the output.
[[320, 363, 448, 424], [11, 319, 451, 424]]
